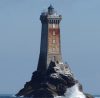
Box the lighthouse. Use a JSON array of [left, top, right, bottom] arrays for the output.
[[37, 5, 62, 73], [16, 5, 77, 98]]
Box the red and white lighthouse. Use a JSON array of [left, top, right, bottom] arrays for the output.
[[37, 5, 62, 73]]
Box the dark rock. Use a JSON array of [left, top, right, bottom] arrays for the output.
[[76, 81, 84, 92], [16, 61, 93, 98], [85, 93, 94, 98], [33, 88, 55, 98]]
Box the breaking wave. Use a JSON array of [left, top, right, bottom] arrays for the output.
[[55, 83, 86, 98]]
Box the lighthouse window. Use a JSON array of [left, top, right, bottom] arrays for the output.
[[53, 31, 56, 35], [53, 24, 55, 28], [56, 20, 58, 24], [52, 48, 55, 52], [53, 39, 56, 43]]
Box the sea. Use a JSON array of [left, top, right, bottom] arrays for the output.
[[0, 94, 99, 98]]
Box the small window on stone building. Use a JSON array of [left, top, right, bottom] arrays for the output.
[[53, 39, 56, 43], [53, 31, 56, 35], [52, 48, 55, 52]]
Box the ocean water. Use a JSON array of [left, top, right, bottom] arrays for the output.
[[95, 95, 100, 98], [0, 94, 99, 98]]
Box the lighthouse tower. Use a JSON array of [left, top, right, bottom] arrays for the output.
[[37, 5, 62, 73]]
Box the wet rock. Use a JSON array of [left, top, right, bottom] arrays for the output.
[[85, 93, 94, 98]]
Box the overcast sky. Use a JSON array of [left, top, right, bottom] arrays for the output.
[[0, 0, 100, 95]]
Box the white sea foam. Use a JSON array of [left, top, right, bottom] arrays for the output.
[[55, 83, 86, 98], [64, 83, 86, 98]]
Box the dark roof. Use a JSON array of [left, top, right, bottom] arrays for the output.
[[48, 4, 54, 10]]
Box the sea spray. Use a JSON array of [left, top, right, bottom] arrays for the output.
[[54, 83, 86, 98], [64, 83, 86, 98]]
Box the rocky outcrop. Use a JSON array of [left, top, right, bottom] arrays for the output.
[[16, 61, 94, 98], [16, 61, 75, 97]]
